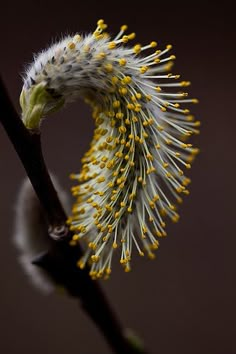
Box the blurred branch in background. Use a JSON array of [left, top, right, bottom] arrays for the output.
[[0, 76, 148, 354]]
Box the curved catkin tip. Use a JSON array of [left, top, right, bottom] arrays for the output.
[[13, 174, 70, 293], [21, 19, 200, 279]]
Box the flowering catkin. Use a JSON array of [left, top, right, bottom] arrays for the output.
[[20, 20, 199, 279]]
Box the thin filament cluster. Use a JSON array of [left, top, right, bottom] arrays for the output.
[[22, 20, 199, 279]]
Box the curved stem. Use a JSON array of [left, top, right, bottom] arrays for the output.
[[0, 77, 148, 354]]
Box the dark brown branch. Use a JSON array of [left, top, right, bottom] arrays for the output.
[[0, 77, 148, 354]]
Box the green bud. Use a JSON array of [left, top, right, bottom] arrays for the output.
[[20, 83, 65, 130]]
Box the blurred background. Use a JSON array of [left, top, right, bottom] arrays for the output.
[[0, 1, 235, 353]]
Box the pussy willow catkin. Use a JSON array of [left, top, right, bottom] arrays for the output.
[[20, 20, 200, 279]]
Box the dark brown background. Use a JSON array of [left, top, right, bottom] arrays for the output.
[[0, 1, 235, 353]]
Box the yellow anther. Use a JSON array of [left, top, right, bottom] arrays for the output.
[[142, 226, 148, 233], [157, 125, 164, 132], [106, 160, 114, 169], [172, 214, 180, 223], [96, 52, 106, 59], [150, 242, 159, 250], [91, 255, 100, 263], [166, 44, 172, 50], [140, 66, 148, 73], [134, 104, 141, 112], [181, 143, 188, 148], [124, 265, 131, 272], [116, 112, 124, 119], [138, 176, 143, 183], [105, 268, 112, 276], [108, 224, 113, 232], [97, 176, 105, 183], [128, 32, 136, 40], [104, 63, 113, 72], [72, 234, 80, 241], [111, 76, 119, 84], [97, 19, 105, 26], [105, 204, 112, 211], [181, 81, 191, 86], [192, 148, 200, 155], [115, 151, 123, 158], [70, 173, 77, 180], [119, 125, 127, 133], [119, 87, 128, 95], [121, 24, 128, 31], [150, 41, 157, 48], [153, 195, 159, 202], [149, 201, 155, 209], [183, 189, 190, 195], [73, 34, 81, 42], [83, 45, 90, 53], [123, 76, 132, 84], [146, 153, 153, 161], [176, 196, 183, 204], [148, 252, 156, 260], [77, 260, 85, 269], [88, 242, 96, 250], [154, 58, 160, 63], [133, 44, 141, 53], [113, 100, 120, 108], [170, 55, 176, 60], [155, 230, 162, 237], [68, 42, 75, 50], [127, 103, 135, 110], [127, 207, 132, 213], [108, 41, 116, 49], [122, 35, 129, 43], [119, 58, 127, 66]]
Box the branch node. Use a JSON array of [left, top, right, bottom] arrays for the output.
[[48, 224, 69, 241]]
